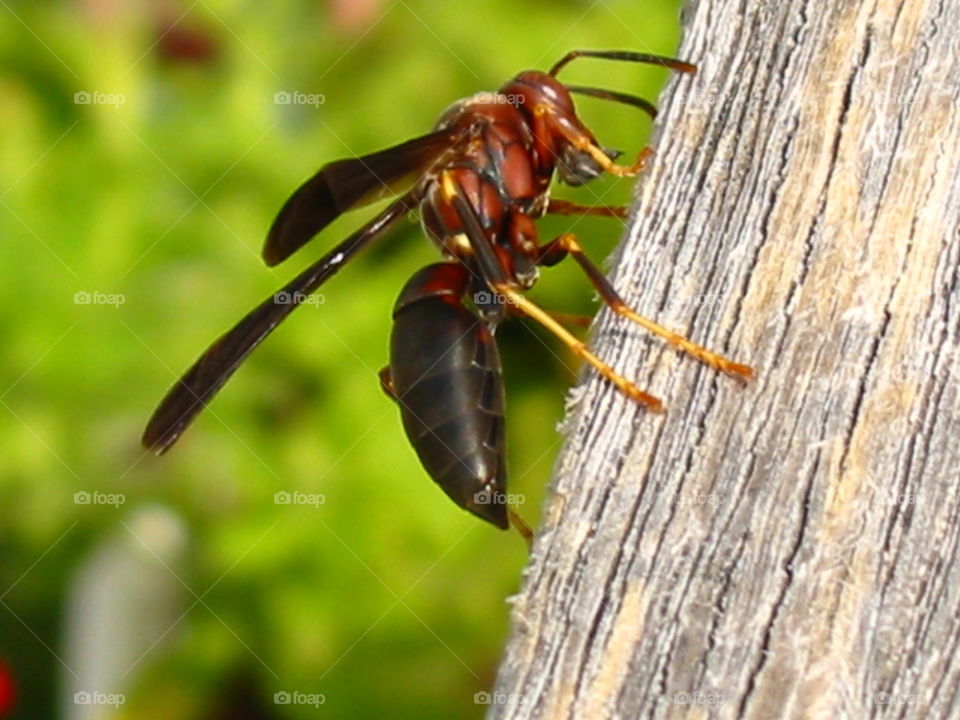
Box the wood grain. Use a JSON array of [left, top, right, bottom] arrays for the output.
[[490, 1, 960, 718]]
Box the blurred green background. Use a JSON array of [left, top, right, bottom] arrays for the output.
[[0, 0, 683, 717]]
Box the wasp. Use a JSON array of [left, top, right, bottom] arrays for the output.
[[142, 50, 753, 535]]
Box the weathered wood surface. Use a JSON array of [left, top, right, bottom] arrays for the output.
[[490, 1, 960, 718]]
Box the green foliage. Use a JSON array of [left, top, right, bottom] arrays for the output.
[[0, 1, 683, 717]]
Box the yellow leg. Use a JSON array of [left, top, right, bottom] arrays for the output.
[[509, 509, 533, 549], [493, 283, 664, 412], [547, 199, 628, 219], [538, 103, 654, 177], [583, 144, 653, 177], [512, 305, 592, 329], [553, 233, 754, 379]]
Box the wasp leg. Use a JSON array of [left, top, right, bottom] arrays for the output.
[[512, 306, 592, 329], [440, 171, 663, 412], [378, 366, 397, 401], [540, 233, 754, 380], [539, 106, 653, 177], [509, 509, 533, 550], [492, 283, 663, 411], [543, 310, 591, 328], [505, 240, 595, 329], [546, 199, 628, 219], [584, 145, 653, 177]]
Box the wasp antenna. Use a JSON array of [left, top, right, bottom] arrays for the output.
[[550, 49, 697, 77], [566, 85, 658, 119]]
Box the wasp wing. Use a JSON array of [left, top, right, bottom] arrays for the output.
[[143, 191, 418, 454], [444, 177, 513, 287], [263, 127, 466, 266]]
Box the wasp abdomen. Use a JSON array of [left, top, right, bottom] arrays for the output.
[[389, 263, 509, 529]]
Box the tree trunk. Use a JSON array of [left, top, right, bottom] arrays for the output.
[[490, 1, 960, 718]]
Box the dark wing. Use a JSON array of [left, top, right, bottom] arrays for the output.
[[263, 127, 465, 266], [142, 191, 418, 454], [446, 179, 512, 287]]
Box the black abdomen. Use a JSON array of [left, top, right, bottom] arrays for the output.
[[389, 263, 508, 529]]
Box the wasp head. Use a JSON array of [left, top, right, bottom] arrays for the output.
[[500, 70, 608, 185]]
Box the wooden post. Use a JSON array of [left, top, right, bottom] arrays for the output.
[[490, 1, 960, 717]]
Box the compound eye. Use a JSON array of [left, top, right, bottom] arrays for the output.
[[510, 71, 574, 113], [540, 82, 561, 105]]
